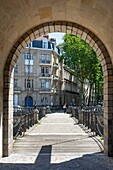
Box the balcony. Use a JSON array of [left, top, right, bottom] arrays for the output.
[[24, 88, 34, 93], [39, 88, 51, 93], [14, 86, 21, 93], [39, 60, 51, 66], [39, 73, 51, 79]]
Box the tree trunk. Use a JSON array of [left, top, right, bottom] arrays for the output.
[[79, 82, 84, 107], [87, 83, 93, 106], [97, 81, 100, 104]]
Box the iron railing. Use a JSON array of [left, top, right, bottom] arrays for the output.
[[13, 111, 35, 138], [70, 106, 104, 137], [13, 107, 47, 139]]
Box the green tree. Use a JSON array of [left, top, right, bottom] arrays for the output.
[[59, 34, 103, 106]]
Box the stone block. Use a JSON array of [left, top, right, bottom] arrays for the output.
[[55, 25, 62, 32], [61, 25, 66, 33]]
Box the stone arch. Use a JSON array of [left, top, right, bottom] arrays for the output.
[[3, 21, 113, 157]]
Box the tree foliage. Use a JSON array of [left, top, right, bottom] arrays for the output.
[[59, 34, 103, 105]]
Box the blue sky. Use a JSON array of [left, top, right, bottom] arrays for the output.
[[48, 32, 65, 45]]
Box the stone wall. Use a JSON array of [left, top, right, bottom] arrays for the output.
[[0, 0, 113, 157]]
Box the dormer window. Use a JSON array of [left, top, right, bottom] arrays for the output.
[[42, 39, 48, 48]]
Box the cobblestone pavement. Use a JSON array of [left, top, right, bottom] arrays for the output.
[[0, 113, 113, 170]]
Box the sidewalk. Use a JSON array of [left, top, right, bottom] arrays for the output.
[[0, 113, 113, 170]]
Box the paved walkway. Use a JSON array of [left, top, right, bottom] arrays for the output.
[[0, 113, 113, 170]]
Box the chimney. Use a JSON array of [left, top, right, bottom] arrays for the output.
[[43, 35, 49, 39], [49, 38, 56, 43]]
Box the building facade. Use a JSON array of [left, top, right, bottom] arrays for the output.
[[14, 36, 79, 108], [62, 66, 79, 106]]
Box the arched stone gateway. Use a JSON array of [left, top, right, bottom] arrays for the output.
[[1, 0, 113, 158], [3, 21, 113, 157]]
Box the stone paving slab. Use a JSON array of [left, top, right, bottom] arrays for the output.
[[0, 113, 113, 170]]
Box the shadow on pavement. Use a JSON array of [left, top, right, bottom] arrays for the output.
[[0, 145, 113, 170]]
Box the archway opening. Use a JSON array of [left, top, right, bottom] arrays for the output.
[[3, 21, 113, 157]]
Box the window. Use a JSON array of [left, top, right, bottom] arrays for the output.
[[14, 94, 18, 105], [46, 81, 50, 88], [24, 53, 33, 60], [25, 65, 28, 73], [27, 79, 31, 88], [41, 80, 50, 89], [46, 55, 50, 63], [41, 67, 49, 74], [25, 79, 33, 88], [32, 80, 34, 88], [46, 67, 49, 73], [41, 80, 45, 88], [41, 67, 44, 74], [41, 95, 48, 104], [14, 79, 18, 88], [14, 65, 18, 73], [43, 42, 46, 48], [24, 53, 33, 73], [24, 79, 26, 88], [41, 54, 50, 63], [51, 43, 53, 49], [25, 65, 33, 73], [41, 96, 44, 103], [41, 54, 45, 63], [42, 40, 48, 48]]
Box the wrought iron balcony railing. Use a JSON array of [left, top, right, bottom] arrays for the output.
[[39, 73, 51, 78], [39, 88, 51, 92], [39, 60, 51, 64]]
